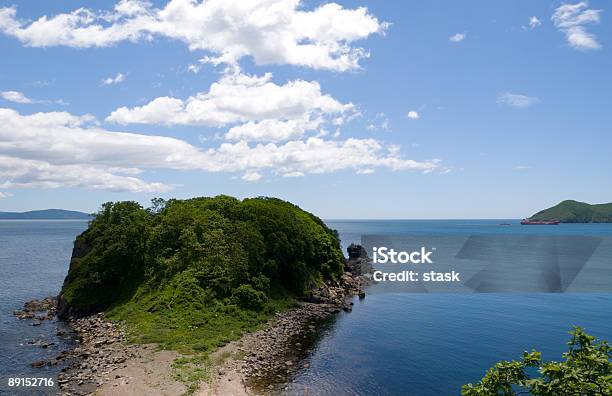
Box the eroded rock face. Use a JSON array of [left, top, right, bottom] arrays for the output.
[[56, 294, 84, 320], [57, 235, 92, 319]]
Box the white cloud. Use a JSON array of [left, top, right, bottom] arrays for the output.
[[0, 191, 13, 198], [0, 108, 439, 191], [449, 32, 465, 42], [101, 72, 126, 85], [226, 118, 319, 142], [0, 155, 169, 192], [497, 92, 539, 108], [514, 165, 532, 170], [1, 90, 68, 106], [1, 90, 33, 104], [0, 0, 387, 71], [552, 2, 602, 51], [107, 70, 356, 142], [529, 16, 542, 29], [241, 171, 262, 182], [407, 110, 420, 119]]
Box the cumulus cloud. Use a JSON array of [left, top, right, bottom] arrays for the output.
[[497, 92, 539, 108], [101, 73, 126, 85], [241, 171, 262, 182], [552, 2, 602, 51], [449, 32, 465, 42], [0, 108, 438, 192], [0, 0, 387, 71], [407, 110, 420, 120], [529, 16, 542, 29], [107, 70, 355, 142], [1, 90, 33, 104]]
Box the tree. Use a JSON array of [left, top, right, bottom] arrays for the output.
[[462, 327, 611, 395]]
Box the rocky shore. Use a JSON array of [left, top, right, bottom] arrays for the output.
[[14, 298, 145, 395], [13, 296, 57, 323], [57, 314, 141, 395], [203, 243, 374, 394], [16, 244, 373, 395]]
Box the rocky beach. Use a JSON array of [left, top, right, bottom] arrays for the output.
[[13, 244, 373, 395]]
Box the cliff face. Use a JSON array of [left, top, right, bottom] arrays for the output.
[[530, 200, 612, 223], [57, 234, 93, 319]]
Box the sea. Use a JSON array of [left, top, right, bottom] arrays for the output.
[[1, 219, 611, 395], [0, 220, 88, 395]]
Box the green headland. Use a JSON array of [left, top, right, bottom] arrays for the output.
[[529, 200, 612, 223], [57, 195, 344, 356]]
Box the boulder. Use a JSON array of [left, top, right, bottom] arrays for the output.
[[344, 244, 373, 276]]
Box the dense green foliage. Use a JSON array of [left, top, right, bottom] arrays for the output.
[[462, 327, 611, 395], [530, 200, 612, 223], [59, 196, 343, 354]]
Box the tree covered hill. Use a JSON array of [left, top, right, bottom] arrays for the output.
[[57, 196, 345, 353], [529, 200, 612, 223]]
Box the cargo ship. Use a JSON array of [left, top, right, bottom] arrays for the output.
[[520, 218, 560, 225]]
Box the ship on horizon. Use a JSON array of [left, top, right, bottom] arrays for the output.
[[520, 218, 560, 225]]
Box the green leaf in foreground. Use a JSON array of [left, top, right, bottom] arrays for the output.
[[462, 326, 611, 395]]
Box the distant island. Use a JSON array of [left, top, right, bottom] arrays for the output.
[[0, 209, 92, 220], [529, 200, 612, 223]]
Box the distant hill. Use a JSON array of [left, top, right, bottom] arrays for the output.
[[0, 209, 92, 220], [529, 200, 612, 223]]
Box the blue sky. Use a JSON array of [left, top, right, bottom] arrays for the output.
[[0, 0, 610, 218]]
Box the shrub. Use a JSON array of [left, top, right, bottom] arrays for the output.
[[231, 284, 268, 311], [463, 326, 611, 395]]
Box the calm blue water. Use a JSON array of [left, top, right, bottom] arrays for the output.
[[1, 220, 611, 396], [282, 220, 612, 395], [0, 220, 88, 394]]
